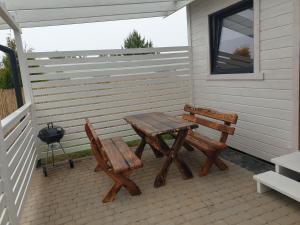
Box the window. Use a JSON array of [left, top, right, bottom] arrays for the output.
[[209, 0, 254, 75]]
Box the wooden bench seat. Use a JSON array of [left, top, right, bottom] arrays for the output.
[[182, 105, 238, 176], [185, 131, 227, 151], [85, 119, 142, 203]]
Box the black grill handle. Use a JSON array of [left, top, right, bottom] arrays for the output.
[[47, 122, 54, 129]]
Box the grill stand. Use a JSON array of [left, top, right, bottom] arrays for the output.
[[43, 142, 74, 177]]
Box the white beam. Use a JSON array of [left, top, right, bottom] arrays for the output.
[[11, 2, 175, 23], [176, 0, 196, 9], [5, 0, 185, 10], [165, 0, 196, 17], [0, 12, 168, 30], [0, 2, 20, 32]]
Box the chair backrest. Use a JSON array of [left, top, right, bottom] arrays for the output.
[[84, 119, 108, 167], [183, 104, 238, 143], [85, 118, 102, 148]]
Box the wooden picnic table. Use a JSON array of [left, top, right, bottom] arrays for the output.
[[124, 112, 198, 188]]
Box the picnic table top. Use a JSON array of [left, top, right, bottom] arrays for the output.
[[124, 112, 198, 137]]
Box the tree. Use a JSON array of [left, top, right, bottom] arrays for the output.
[[0, 37, 21, 89], [122, 30, 153, 49]]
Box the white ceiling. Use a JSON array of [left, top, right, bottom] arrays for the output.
[[0, 0, 191, 30]]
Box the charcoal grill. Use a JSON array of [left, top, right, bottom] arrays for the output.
[[38, 122, 74, 176]]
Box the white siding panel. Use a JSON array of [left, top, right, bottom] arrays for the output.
[[189, 0, 297, 161]]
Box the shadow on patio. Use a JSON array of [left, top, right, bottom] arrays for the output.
[[20, 148, 300, 225]]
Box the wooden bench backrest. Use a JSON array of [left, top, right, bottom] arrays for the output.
[[183, 104, 238, 143], [85, 119, 108, 167]]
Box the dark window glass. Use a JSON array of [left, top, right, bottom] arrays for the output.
[[209, 0, 254, 74]]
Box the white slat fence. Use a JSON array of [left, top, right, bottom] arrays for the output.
[[0, 103, 37, 225], [26, 46, 192, 154]]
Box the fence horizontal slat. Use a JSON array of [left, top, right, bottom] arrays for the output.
[[29, 58, 189, 74], [37, 92, 188, 117], [34, 79, 189, 103], [0, 191, 5, 210], [4, 115, 31, 152], [31, 70, 189, 89], [30, 64, 189, 81], [8, 132, 34, 180], [1, 103, 31, 135], [32, 73, 189, 96], [27, 52, 189, 66], [16, 153, 37, 217], [37, 98, 188, 124], [36, 85, 189, 111], [26, 46, 189, 58], [0, 208, 9, 225], [10, 135, 35, 193], [6, 122, 32, 163]]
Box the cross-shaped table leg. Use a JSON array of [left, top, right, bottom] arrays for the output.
[[154, 129, 193, 188], [132, 126, 164, 159]]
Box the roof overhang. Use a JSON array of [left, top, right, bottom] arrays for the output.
[[0, 0, 194, 30]]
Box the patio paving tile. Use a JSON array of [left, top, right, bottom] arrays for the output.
[[20, 148, 300, 225]]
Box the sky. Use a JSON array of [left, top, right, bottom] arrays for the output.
[[0, 8, 187, 52]]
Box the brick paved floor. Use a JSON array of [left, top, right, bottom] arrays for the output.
[[20, 148, 300, 225]]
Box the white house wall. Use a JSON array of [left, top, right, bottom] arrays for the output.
[[188, 0, 298, 161]]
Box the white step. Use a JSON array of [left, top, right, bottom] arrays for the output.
[[253, 171, 300, 202], [271, 152, 300, 174]]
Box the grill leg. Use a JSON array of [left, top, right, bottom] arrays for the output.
[[51, 144, 55, 166], [58, 142, 68, 159], [46, 144, 49, 167], [58, 142, 74, 169]]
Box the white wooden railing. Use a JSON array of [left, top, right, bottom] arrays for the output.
[[26, 46, 192, 154], [0, 103, 37, 225]]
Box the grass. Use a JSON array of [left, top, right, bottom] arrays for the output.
[[42, 134, 175, 165]]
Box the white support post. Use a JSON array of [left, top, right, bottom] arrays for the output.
[[186, 5, 194, 105], [13, 31, 34, 105], [14, 30, 40, 161]]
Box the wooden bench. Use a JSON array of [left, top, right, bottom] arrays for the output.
[[85, 119, 142, 203], [182, 105, 238, 176]]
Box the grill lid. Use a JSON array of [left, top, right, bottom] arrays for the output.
[[38, 122, 65, 144]]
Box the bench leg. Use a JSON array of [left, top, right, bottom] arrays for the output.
[[215, 158, 228, 171], [94, 164, 102, 172], [200, 159, 214, 177], [200, 151, 228, 176], [103, 183, 123, 203], [102, 170, 141, 203]]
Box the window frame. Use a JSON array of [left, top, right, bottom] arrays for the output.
[[207, 0, 263, 80]]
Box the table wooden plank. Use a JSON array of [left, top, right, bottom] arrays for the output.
[[135, 113, 171, 132], [124, 115, 158, 136], [125, 112, 198, 136], [151, 112, 194, 130]]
